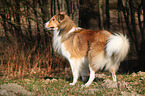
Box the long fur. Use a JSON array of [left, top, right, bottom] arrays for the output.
[[106, 34, 129, 61], [44, 12, 129, 87]]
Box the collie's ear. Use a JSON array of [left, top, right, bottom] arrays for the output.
[[58, 12, 65, 20], [59, 14, 64, 20]]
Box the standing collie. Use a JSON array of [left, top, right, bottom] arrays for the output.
[[45, 12, 129, 87]]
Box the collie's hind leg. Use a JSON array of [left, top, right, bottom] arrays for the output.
[[69, 59, 80, 85], [81, 65, 95, 87], [110, 69, 117, 82]]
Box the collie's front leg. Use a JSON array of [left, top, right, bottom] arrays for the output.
[[82, 65, 95, 87], [69, 59, 80, 85], [69, 72, 79, 85]]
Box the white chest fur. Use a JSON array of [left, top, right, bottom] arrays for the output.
[[53, 29, 62, 54], [53, 29, 72, 60], [53, 27, 80, 55]]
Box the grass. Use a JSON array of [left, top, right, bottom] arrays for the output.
[[0, 71, 145, 96]]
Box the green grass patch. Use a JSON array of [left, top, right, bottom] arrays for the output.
[[0, 71, 145, 95]]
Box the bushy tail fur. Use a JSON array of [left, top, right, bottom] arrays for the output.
[[106, 33, 129, 61]]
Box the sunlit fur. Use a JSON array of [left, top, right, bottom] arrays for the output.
[[44, 12, 129, 87]]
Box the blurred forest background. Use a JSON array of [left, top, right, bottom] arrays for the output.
[[0, 0, 145, 78]]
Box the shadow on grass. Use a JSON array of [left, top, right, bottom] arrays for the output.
[[42, 74, 105, 85]]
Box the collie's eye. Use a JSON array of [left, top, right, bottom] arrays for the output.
[[52, 19, 55, 21]]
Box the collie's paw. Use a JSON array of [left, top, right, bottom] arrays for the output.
[[81, 84, 89, 87], [69, 83, 75, 85]]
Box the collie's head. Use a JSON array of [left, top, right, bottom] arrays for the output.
[[44, 12, 77, 35]]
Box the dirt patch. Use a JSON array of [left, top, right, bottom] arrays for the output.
[[102, 79, 118, 89], [121, 91, 144, 96], [137, 71, 145, 77], [42, 78, 58, 84], [95, 73, 107, 79], [101, 79, 133, 90], [0, 83, 34, 96]]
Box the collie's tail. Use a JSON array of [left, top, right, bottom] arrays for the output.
[[105, 33, 129, 61]]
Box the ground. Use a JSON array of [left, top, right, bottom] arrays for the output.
[[0, 71, 145, 96]]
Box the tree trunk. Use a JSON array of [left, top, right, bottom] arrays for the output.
[[14, 0, 22, 37], [138, 0, 145, 70], [106, 0, 110, 30], [98, 0, 102, 29], [33, 0, 41, 45], [129, 0, 139, 53]]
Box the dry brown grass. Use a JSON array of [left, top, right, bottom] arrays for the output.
[[0, 34, 67, 79]]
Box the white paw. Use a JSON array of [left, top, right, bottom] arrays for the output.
[[113, 75, 117, 82], [81, 84, 89, 87], [113, 79, 117, 82], [69, 83, 75, 85]]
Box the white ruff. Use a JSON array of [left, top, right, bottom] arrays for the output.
[[53, 27, 80, 54], [53, 29, 62, 53]]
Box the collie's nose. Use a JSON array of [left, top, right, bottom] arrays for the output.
[[44, 22, 49, 28]]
